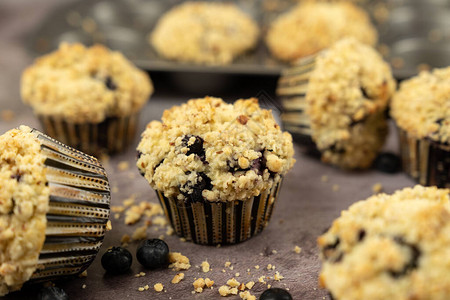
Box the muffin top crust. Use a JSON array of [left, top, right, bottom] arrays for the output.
[[266, 1, 377, 62], [318, 185, 450, 300], [391, 67, 450, 144], [0, 126, 49, 296], [150, 1, 259, 65], [21, 43, 153, 123], [306, 38, 396, 169], [136, 97, 295, 202]]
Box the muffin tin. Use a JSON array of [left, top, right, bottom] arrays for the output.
[[28, 0, 450, 79]]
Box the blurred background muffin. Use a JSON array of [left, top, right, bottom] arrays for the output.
[[391, 67, 450, 188], [136, 97, 295, 245], [265, 1, 377, 62], [318, 185, 450, 300], [150, 1, 259, 65], [278, 38, 396, 169], [21, 43, 153, 155]]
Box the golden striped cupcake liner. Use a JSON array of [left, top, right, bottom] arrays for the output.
[[37, 113, 139, 156], [27, 128, 110, 282], [277, 53, 320, 144], [156, 178, 283, 245], [398, 127, 450, 188]]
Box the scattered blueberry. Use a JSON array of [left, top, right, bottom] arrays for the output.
[[101, 247, 132, 274], [136, 239, 169, 269], [105, 76, 117, 91], [260, 288, 293, 300], [357, 229, 366, 242], [374, 152, 401, 174], [360, 86, 372, 99], [37, 286, 68, 300]]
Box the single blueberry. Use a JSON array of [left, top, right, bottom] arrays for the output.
[[136, 239, 169, 269], [260, 288, 293, 300], [181, 172, 212, 203], [37, 286, 68, 300], [105, 76, 117, 90], [101, 247, 132, 274], [182, 135, 205, 160], [374, 152, 401, 174], [388, 237, 421, 278]]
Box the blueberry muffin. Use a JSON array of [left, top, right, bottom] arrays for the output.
[[266, 1, 377, 62], [150, 2, 259, 65], [278, 38, 396, 169], [0, 126, 110, 295], [136, 97, 295, 244], [318, 185, 450, 300], [21, 43, 153, 155], [391, 67, 450, 188]]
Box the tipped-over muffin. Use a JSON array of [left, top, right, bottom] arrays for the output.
[[0, 127, 49, 295], [0, 126, 110, 295], [150, 2, 259, 65], [136, 97, 295, 244], [318, 185, 450, 300], [391, 67, 450, 187], [21, 43, 153, 154], [266, 1, 377, 62]]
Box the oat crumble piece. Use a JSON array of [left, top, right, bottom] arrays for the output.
[[227, 278, 240, 288], [171, 273, 184, 284], [372, 183, 383, 194], [294, 246, 302, 254], [332, 184, 340, 192], [154, 283, 164, 292], [121, 234, 131, 245], [79, 270, 88, 278], [106, 220, 112, 231], [168, 252, 191, 270], [246, 281, 255, 290], [224, 261, 232, 268], [201, 261, 210, 273], [274, 271, 284, 281], [118, 161, 130, 171], [193, 278, 206, 290], [254, 265, 260, 270], [239, 291, 256, 300], [205, 278, 214, 288], [321, 175, 329, 183], [131, 224, 148, 241], [219, 285, 231, 296]]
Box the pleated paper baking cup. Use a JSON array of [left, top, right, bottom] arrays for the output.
[[28, 128, 110, 282], [156, 178, 283, 245], [398, 127, 450, 188], [277, 53, 320, 143], [37, 113, 139, 155]]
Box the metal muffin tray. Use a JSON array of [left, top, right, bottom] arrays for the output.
[[28, 0, 450, 79]]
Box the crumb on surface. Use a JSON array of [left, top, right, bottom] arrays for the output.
[[274, 271, 284, 281], [254, 265, 260, 270], [372, 182, 383, 194], [227, 278, 240, 288], [294, 245, 302, 254], [332, 184, 340, 192], [205, 278, 214, 288], [201, 260, 210, 273], [79, 270, 88, 278], [224, 261, 231, 268], [121, 234, 131, 245], [246, 281, 255, 290], [171, 273, 185, 284], [169, 252, 191, 270], [321, 175, 329, 182], [106, 220, 112, 231], [154, 283, 164, 292], [239, 290, 256, 300], [131, 224, 148, 241], [117, 161, 130, 171], [82, 284, 86, 289]]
